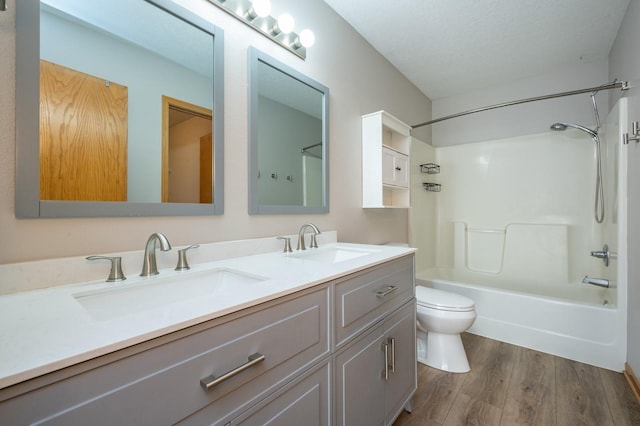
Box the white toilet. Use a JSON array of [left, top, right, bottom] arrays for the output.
[[415, 286, 477, 373]]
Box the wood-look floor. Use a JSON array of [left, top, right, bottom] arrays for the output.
[[393, 333, 640, 426]]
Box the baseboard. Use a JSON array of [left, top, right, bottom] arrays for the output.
[[624, 363, 640, 404]]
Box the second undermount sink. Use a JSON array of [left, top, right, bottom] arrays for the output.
[[289, 245, 380, 263], [73, 268, 269, 321]]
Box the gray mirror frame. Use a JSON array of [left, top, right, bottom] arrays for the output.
[[248, 47, 329, 215], [15, 0, 225, 217]]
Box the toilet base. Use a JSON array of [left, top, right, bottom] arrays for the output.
[[425, 331, 470, 373], [416, 329, 428, 365]]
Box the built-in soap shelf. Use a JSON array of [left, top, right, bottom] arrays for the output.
[[423, 183, 441, 192], [420, 163, 440, 174]]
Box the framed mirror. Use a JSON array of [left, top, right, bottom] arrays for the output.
[[15, 0, 225, 217], [248, 47, 329, 214]]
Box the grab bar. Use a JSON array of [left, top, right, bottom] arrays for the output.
[[466, 228, 505, 234]]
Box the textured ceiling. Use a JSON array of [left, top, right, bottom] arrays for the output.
[[323, 0, 630, 100]]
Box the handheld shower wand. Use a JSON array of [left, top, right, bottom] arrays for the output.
[[550, 91, 605, 223]]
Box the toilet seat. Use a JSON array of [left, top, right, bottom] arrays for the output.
[[416, 286, 475, 312]]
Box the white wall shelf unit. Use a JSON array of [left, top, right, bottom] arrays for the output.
[[362, 111, 412, 208]]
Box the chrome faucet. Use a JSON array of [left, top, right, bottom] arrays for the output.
[[582, 276, 609, 288], [297, 223, 320, 251], [140, 232, 172, 276]]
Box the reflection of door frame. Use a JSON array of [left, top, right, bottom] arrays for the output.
[[161, 95, 212, 202]]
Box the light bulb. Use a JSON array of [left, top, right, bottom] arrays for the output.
[[277, 13, 294, 34], [299, 29, 315, 48], [251, 0, 271, 18]]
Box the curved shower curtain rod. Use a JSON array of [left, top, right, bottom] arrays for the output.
[[411, 80, 628, 130]]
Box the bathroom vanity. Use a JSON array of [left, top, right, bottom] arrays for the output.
[[0, 239, 416, 425]]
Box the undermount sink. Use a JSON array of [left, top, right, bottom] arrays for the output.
[[73, 268, 268, 321], [289, 245, 380, 263]]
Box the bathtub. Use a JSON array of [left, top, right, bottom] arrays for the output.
[[416, 268, 625, 371]]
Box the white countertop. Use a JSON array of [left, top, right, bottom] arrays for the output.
[[0, 242, 415, 389]]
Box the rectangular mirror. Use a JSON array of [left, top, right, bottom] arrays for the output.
[[248, 47, 329, 214], [15, 0, 225, 217]]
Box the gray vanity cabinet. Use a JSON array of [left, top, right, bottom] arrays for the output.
[[333, 256, 417, 426], [0, 285, 330, 425], [0, 254, 415, 425]]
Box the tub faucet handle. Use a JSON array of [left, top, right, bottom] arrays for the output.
[[590, 244, 610, 267], [175, 245, 199, 271], [86, 256, 126, 282]]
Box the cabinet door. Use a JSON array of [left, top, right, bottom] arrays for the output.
[[392, 153, 409, 188], [381, 148, 397, 186], [381, 147, 409, 188], [334, 324, 386, 426], [384, 300, 417, 425]]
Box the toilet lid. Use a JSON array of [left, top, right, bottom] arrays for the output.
[[415, 286, 475, 312]]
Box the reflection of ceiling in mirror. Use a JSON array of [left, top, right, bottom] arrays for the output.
[[258, 62, 323, 119], [41, 0, 213, 77], [169, 108, 212, 127], [169, 109, 196, 127]]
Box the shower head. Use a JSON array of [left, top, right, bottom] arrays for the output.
[[550, 122, 598, 138]]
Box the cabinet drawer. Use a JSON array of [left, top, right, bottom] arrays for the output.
[[334, 255, 414, 348], [1, 286, 330, 426], [225, 360, 331, 426]]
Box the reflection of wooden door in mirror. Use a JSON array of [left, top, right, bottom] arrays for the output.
[[161, 96, 213, 203], [39, 60, 128, 201], [199, 133, 213, 203]]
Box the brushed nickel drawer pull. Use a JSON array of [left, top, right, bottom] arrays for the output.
[[200, 353, 266, 390], [382, 342, 389, 381], [389, 337, 396, 373], [376, 285, 397, 298]]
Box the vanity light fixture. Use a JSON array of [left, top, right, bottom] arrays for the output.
[[246, 0, 270, 20], [297, 29, 316, 48], [273, 13, 294, 35], [207, 0, 314, 59]]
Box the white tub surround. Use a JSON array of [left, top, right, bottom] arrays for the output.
[[411, 99, 628, 372], [0, 233, 415, 389]]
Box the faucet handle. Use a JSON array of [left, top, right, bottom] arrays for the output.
[[309, 234, 318, 249], [276, 237, 293, 253], [175, 245, 199, 271], [590, 244, 610, 267], [86, 256, 126, 282]]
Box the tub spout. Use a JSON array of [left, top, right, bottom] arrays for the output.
[[582, 276, 609, 288]]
